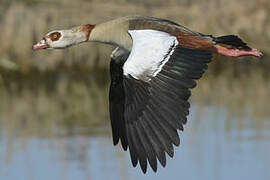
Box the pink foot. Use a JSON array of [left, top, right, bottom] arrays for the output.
[[214, 46, 263, 57]]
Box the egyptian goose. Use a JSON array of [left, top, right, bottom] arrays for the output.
[[33, 16, 262, 173]]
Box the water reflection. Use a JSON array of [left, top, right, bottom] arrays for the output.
[[0, 102, 269, 180], [0, 65, 270, 180]]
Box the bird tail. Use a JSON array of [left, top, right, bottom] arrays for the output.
[[212, 35, 263, 57], [213, 35, 250, 49]]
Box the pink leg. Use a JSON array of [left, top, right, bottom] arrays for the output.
[[213, 45, 263, 57]]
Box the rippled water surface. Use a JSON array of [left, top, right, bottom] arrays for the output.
[[1, 103, 269, 180]]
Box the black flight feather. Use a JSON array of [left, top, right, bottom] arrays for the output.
[[109, 46, 213, 173]]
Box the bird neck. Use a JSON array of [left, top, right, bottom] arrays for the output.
[[87, 18, 133, 51]]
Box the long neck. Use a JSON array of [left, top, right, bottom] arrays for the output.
[[88, 18, 133, 51]]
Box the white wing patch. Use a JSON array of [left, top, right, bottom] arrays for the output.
[[123, 30, 178, 82]]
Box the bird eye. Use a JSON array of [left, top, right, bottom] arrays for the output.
[[49, 32, 61, 41]]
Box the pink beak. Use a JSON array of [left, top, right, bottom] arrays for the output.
[[32, 39, 49, 50]]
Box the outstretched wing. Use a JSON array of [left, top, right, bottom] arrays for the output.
[[109, 48, 129, 150], [109, 30, 213, 173]]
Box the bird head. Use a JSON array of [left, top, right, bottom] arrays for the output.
[[32, 24, 95, 50]]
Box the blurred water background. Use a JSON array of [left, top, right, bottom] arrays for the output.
[[0, 0, 270, 179]]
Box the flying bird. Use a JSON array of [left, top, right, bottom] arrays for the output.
[[32, 16, 262, 173]]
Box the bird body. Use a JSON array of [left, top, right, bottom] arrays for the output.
[[87, 15, 213, 51], [33, 15, 263, 173]]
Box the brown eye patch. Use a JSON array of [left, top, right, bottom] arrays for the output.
[[49, 32, 61, 41]]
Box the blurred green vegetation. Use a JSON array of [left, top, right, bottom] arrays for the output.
[[0, 0, 269, 139], [0, 0, 269, 73]]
